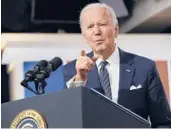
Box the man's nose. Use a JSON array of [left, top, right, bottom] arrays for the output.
[[94, 26, 101, 35]]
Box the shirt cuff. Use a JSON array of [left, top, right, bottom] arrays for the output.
[[66, 76, 87, 88]]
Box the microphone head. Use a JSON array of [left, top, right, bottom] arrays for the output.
[[35, 60, 48, 69], [49, 57, 63, 71]]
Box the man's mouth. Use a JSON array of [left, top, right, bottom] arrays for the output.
[[95, 40, 104, 44]]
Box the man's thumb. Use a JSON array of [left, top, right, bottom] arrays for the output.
[[92, 55, 99, 62]]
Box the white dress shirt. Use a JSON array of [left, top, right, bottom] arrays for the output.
[[66, 47, 120, 102]]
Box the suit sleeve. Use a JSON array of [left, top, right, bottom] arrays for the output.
[[147, 62, 171, 127], [62, 66, 71, 89]]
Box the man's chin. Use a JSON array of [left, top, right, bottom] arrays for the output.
[[94, 48, 105, 54]]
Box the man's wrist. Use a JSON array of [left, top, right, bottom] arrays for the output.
[[75, 74, 87, 81], [66, 75, 87, 88]]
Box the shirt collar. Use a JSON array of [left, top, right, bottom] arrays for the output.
[[95, 46, 120, 67]]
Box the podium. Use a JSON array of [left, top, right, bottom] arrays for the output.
[[2, 87, 150, 128]]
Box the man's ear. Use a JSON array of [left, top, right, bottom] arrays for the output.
[[82, 32, 85, 38], [81, 31, 87, 43], [114, 24, 119, 38], [82, 29, 86, 39]]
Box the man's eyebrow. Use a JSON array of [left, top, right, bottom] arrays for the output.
[[87, 23, 94, 26]]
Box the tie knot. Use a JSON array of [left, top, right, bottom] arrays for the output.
[[100, 61, 108, 68]]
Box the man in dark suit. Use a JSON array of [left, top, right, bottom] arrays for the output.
[[63, 3, 171, 127]]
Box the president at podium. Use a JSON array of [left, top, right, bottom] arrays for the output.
[[63, 3, 171, 128]]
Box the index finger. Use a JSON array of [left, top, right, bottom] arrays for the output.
[[81, 50, 86, 56]]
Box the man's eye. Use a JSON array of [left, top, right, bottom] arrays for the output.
[[100, 23, 106, 26], [87, 25, 93, 29]]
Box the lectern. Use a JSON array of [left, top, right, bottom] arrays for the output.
[[2, 87, 150, 128]]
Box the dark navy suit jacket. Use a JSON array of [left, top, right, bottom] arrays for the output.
[[63, 48, 171, 127]]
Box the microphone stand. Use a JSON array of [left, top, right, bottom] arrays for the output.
[[34, 80, 47, 94], [21, 80, 47, 95], [21, 82, 38, 95]]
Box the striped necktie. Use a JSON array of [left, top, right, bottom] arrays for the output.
[[99, 61, 112, 99]]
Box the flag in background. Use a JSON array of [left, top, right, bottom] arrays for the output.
[[23, 61, 64, 98]]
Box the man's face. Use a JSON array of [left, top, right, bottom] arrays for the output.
[[81, 7, 118, 54]]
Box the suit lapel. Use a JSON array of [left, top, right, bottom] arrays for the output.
[[86, 49, 135, 93], [119, 48, 135, 90], [86, 52, 103, 92], [87, 64, 101, 89]]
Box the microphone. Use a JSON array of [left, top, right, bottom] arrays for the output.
[[21, 60, 48, 86], [34, 57, 63, 82]]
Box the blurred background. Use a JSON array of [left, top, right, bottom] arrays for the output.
[[1, 0, 171, 105], [2, 0, 171, 33]]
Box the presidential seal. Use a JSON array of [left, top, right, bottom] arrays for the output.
[[10, 109, 47, 129]]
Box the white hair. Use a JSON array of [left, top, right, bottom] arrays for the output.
[[79, 3, 118, 30]]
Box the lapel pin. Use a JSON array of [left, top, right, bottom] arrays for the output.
[[126, 69, 131, 73]]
